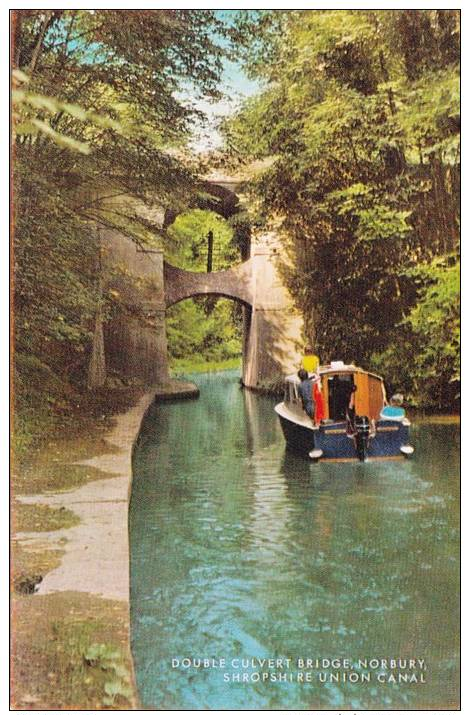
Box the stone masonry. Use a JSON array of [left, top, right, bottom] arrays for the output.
[[97, 182, 304, 388]]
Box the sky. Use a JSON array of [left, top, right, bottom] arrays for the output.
[[188, 10, 262, 153]]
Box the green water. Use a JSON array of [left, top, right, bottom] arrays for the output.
[[129, 371, 460, 710]]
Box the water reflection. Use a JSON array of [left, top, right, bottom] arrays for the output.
[[129, 371, 459, 710]]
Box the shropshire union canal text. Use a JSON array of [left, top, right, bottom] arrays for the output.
[[170, 656, 428, 685]]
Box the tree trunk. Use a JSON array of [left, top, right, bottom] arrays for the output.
[[87, 223, 106, 389], [206, 229, 213, 273], [87, 304, 106, 390], [28, 10, 62, 75]]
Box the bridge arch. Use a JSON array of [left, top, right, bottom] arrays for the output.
[[163, 260, 253, 309], [97, 173, 304, 389], [163, 186, 255, 384]]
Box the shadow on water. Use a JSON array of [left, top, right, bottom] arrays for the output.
[[129, 371, 460, 711]]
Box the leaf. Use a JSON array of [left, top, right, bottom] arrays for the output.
[[12, 68, 30, 84], [12, 89, 26, 104], [31, 119, 91, 154], [104, 678, 133, 699], [61, 102, 88, 121], [84, 642, 121, 665], [108, 662, 130, 679], [14, 121, 40, 136]]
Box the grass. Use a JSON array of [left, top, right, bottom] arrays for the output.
[[11, 376, 142, 709], [11, 503, 79, 597], [170, 356, 242, 376], [12, 541, 64, 595], [13, 449, 119, 496], [13, 406, 59, 464], [13, 503, 80, 533], [11, 592, 136, 710], [12, 385, 144, 494], [13, 348, 147, 467]]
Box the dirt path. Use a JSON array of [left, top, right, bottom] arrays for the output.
[[12, 391, 154, 709], [15, 392, 154, 601]]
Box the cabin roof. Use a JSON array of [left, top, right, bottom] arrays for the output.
[[286, 363, 384, 384]]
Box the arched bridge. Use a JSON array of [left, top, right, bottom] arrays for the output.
[[163, 260, 253, 308], [96, 175, 304, 389]]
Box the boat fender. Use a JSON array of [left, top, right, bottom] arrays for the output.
[[309, 448, 324, 460], [400, 444, 414, 456]]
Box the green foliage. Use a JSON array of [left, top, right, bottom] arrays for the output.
[[13, 10, 228, 420], [167, 209, 237, 271], [220, 93, 274, 159], [170, 357, 241, 376], [396, 68, 460, 160], [83, 642, 133, 706], [405, 260, 460, 406], [13, 68, 128, 153], [369, 259, 460, 408], [223, 9, 459, 408], [166, 299, 242, 364], [13, 352, 76, 460], [83, 643, 121, 666]]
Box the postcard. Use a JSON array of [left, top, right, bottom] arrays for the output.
[[10, 7, 460, 712]]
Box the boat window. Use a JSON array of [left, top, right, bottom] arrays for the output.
[[327, 374, 354, 421]]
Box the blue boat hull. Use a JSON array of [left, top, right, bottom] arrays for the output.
[[278, 413, 412, 461]]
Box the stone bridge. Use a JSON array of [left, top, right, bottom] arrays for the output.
[[94, 177, 304, 389], [163, 260, 253, 308]]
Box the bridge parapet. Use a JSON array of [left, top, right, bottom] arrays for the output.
[[164, 260, 253, 308]]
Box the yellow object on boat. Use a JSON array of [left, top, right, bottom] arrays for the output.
[[302, 353, 319, 372]]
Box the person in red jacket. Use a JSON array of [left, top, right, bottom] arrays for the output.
[[312, 373, 325, 426]]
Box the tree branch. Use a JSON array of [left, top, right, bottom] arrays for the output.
[[28, 11, 62, 75]]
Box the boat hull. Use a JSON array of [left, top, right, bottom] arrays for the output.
[[277, 409, 413, 461]]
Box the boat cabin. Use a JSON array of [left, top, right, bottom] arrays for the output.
[[278, 361, 413, 460], [285, 362, 386, 422]]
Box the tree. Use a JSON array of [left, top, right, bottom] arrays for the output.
[[166, 209, 238, 272], [12, 10, 228, 416], [223, 9, 459, 407]]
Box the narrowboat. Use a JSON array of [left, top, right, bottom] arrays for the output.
[[275, 361, 414, 462]]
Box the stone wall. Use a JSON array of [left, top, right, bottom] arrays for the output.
[[102, 229, 170, 385], [242, 230, 304, 387]]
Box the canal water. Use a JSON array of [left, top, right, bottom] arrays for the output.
[[129, 370, 459, 710]]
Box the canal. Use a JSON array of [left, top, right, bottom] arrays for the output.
[[129, 370, 459, 710]]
